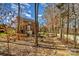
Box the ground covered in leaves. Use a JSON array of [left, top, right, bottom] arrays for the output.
[[0, 36, 79, 56]]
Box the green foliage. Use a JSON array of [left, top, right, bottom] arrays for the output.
[[56, 3, 64, 9], [40, 26, 47, 32], [7, 28, 16, 35], [0, 32, 7, 37], [38, 31, 48, 36]]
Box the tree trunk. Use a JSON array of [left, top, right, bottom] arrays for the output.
[[67, 4, 69, 44], [60, 17, 63, 40], [72, 3, 77, 48], [35, 3, 39, 46], [17, 3, 20, 40]]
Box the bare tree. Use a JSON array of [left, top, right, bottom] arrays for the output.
[[72, 3, 77, 48], [17, 3, 20, 40], [43, 4, 54, 33], [66, 4, 70, 44], [35, 3, 39, 46], [56, 3, 65, 40]]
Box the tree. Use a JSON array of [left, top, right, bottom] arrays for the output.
[[56, 3, 65, 40], [72, 3, 77, 48], [0, 4, 16, 55], [17, 3, 20, 40], [44, 4, 60, 34], [35, 3, 39, 46], [66, 4, 70, 44], [43, 4, 54, 33]]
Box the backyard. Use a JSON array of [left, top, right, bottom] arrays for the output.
[[0, 3, 79, 56]]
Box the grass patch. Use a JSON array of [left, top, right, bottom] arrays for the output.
[[0, 28, 16, 38], [71, 53, 79, 56], [7, 28, 16, 35], [0, 32, 7, 37]]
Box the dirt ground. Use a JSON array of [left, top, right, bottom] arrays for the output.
[[0, 36, 79, 56]]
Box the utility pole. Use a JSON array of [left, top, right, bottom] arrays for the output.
[[35, 3, 39, 46]]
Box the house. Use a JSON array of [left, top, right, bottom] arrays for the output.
[[15, 16, 36, 36]]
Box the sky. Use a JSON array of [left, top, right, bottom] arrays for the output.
[[0, 3, 79, 28], [0, 3, 47, 26]]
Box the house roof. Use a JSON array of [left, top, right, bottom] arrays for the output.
[[16, 16, 35, 23]]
